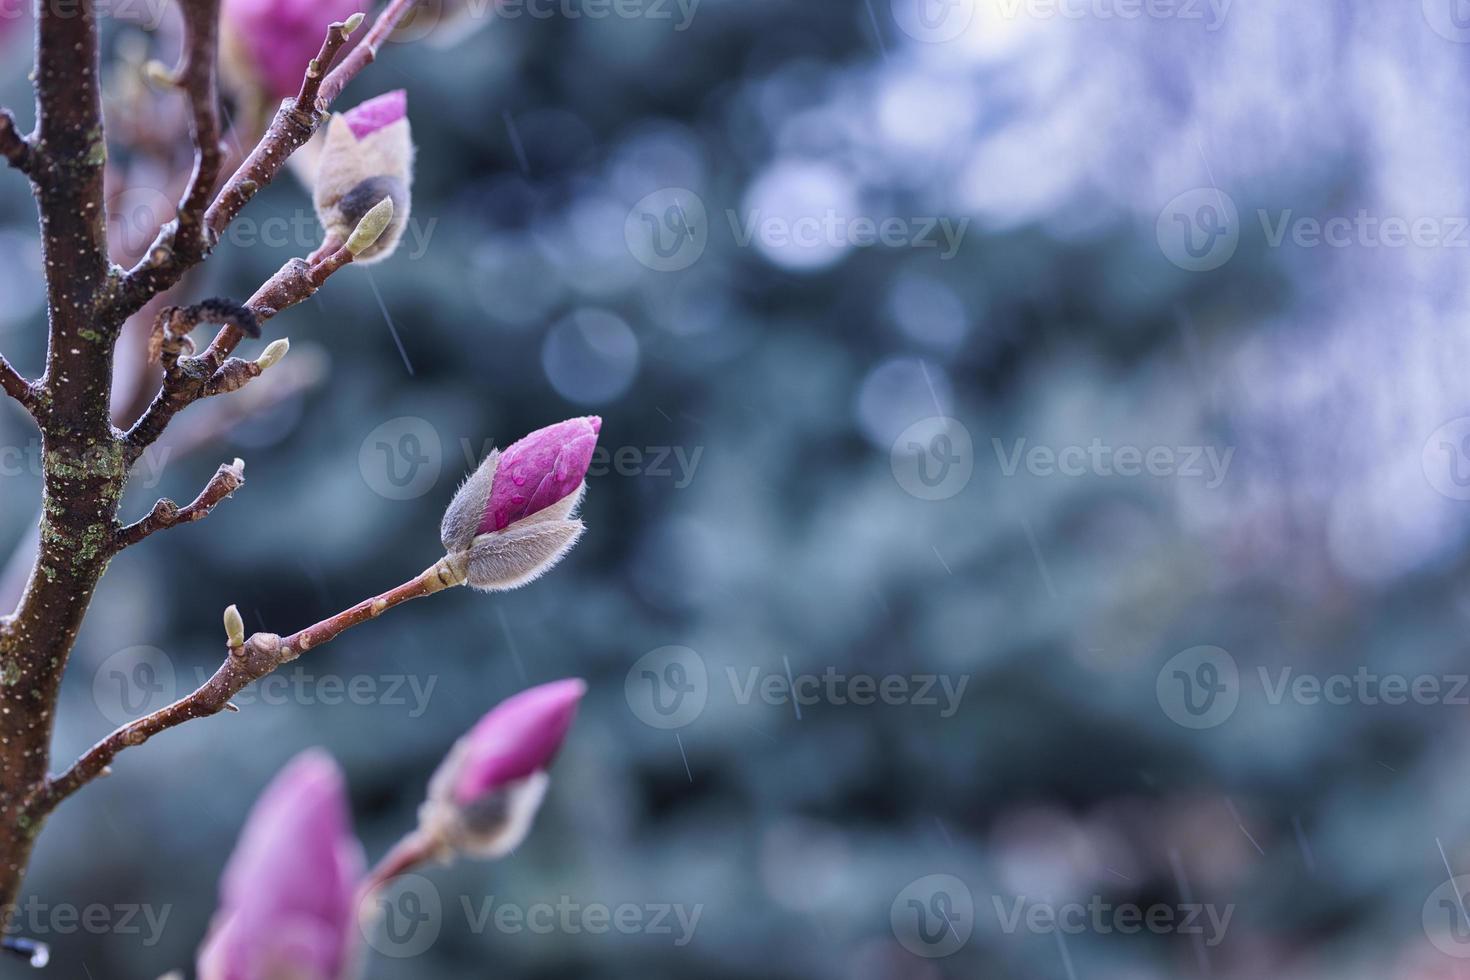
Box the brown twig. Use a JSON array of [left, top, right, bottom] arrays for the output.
[[33, 554, 468, 814], [206, 0, 414, 243], [319, 0, 420, 106], [150, 299, 260, 370], [112, 1, 419, 321], [160, 344, 329, 457], [0, 348, 328, 615], [0, 355, 35, 415], [173, 0, 226, 255], [299, 11, 363, 110], [0, 110, 32, 175], [246, 241, 357, 320], [280, 551, 466, 655], [112, 458, 245, 551], [123, 244, 357, 463]]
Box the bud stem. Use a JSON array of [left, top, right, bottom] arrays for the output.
[[356, 829, 445, 914], [276, 556, 467, 657]]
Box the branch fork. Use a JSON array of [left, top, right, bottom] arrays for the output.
[[0, 111, 33, 176], [114, 457, 245, 551], [0, 354, 37, 417]]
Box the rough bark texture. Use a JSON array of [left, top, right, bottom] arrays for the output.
[[0, 0, 117, 917]]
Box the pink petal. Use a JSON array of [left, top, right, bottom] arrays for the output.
[[481, 417, 602, 534], [342, 89, 408, 139], [453, 679, 587, 804], [202, 750, 364, 980], [224, 0, 364, 101]]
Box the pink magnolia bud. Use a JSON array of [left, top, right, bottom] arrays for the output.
[[484, 416, 602, 533], [314, 90, 413, 264], [198, 751, 365, 980], [439, 417, 602, 591], [418, 679, 586, 858], [222, 0, 363, 103]]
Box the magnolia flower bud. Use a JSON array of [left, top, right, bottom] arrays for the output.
[[314, 90, 413, 265], [418, 679, 585, 859], [345, 198, 394, 256], [222, 0, 364, 103], [197, 751, 365, 980], [439, 417, 601, 591], [255, 338, 290, 371], [223, 604, 246, 648]]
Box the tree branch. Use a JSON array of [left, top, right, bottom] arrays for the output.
[[245, 240, 359, 320], [318, 0, 419, 106], [0, 348, 326, 614], [122, 242, 359, 463], [278, 551, 465, 655], [34, 0, 112, 398], [172, 0, 226, 259], [112, 458, 244, 551], [0, 110, 33, 176], [31, 553, 468, 814], [0, 355, 36, 416], [112, 0, 419, 319], [300, 9, 363, 110], [0, 0, 118, 922]]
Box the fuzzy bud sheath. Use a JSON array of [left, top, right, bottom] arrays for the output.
[[314, 90, 414, 264], [440, 416, 602, 591], [418, 679, 586, 858], [197, 751, 365, 980], [222, 0, 363, 104]]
